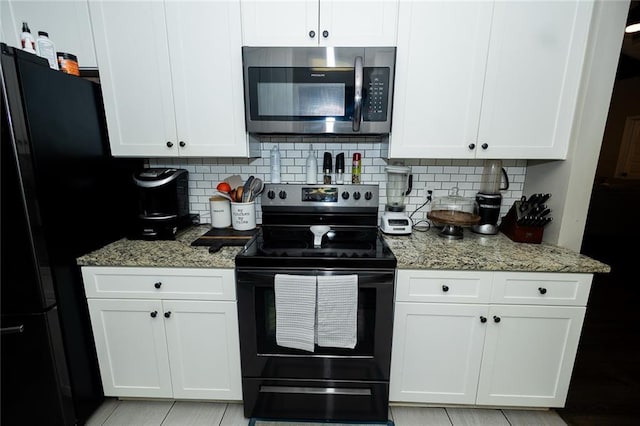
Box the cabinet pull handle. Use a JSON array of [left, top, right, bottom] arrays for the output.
[[1, 325, 25, 335], [480, 316, 487, 323], [352, 56, 363, 132], [309, 30, 316, 38], [154, 282, 162, 289], [179, 141, 186, 147], [166, 141, 174, 148], [468, 143, 475, 150], [442, 285, 449, 292], [493, 315, 501, 323], [538, 287, 547, 295], [322, 30, 329, 38], [164, 311, 171, 318], [481, 143, 489, 150], [150, 311, 158, 318]]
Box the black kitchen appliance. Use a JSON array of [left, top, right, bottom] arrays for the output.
[[132, 167, 192, 240], [472, 159, 510, 235], [236, 183, 396, 422], [242, 47, 396, 135], [1, 43, 142, 425]]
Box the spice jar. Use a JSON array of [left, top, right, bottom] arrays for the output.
[[57, 52, 79, 76]]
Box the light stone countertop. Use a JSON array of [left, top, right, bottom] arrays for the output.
[[77, 225, 610, 274]]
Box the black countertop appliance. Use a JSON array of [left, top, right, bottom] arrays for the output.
[[132, 167, 192, 240], [1, 43, 143, 425]]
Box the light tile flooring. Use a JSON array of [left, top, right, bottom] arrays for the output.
[[86, 399, 568, 426]]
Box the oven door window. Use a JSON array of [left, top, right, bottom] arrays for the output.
[[247, 67, 354, 122], [256, 287, 375, 356]]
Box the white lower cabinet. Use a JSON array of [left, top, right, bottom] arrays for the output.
[[82, 267, 242, 401], [390, 270, 591, 408]]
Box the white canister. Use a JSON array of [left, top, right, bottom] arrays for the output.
[[231, 201, 256, 231], [210, 196, 231, 228]]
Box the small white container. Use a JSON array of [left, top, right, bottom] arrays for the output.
[[231, 201, 256, 231], [210, 196, 231, 228], [35, 31, 59, 70]]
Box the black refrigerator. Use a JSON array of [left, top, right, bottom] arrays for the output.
[[1, 43, 142, 425]]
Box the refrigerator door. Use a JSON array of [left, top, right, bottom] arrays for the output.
[[1, 308, 75, 425]]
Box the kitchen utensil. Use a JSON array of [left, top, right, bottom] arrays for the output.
[[235, 186, 244, 202], [310, 225, 331, 247], [248, 177, 264, 201], [428, 187, 480, 239], [242, 176, 255, 202], [472, 160, 510, 235], [335, 153, 345, 184], [323, 152, 332, 184], [224, 175, 244, 189]]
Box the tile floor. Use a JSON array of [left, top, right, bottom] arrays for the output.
[[86, 398, 568, 426]]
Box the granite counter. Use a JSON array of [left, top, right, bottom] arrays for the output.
[[77, 225, 610, 274]]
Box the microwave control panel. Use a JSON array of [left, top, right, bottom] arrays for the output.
[[363, 67, 390, 122]]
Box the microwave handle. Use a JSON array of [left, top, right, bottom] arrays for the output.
[[352, 56, 363, 132]]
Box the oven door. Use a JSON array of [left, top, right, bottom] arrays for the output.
[[235, 268, 395, 382]]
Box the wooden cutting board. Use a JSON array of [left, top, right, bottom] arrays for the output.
[[191, 227, 258, 253]]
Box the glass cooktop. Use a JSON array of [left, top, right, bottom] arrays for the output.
[[235, 226, 396, 269]]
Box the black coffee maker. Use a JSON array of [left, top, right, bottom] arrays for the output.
[[132, 168, 192, 240], [472, 160, 509, 235]]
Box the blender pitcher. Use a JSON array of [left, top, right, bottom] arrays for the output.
[[385, 165, 412, 211], [380, 165, 413, 235], [473, 159, 509, 235]]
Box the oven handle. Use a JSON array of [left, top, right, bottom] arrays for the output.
[[352, 56, 363, 132], [260, 385, 371, 396]]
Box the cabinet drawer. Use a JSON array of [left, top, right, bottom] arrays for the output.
[[491, 272, 592, 306], [82, 267, 236, 301], [396, 270, 493, 303]]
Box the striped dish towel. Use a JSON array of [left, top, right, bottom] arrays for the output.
[[316, 275, 358, 349], [275, 274, 317, 352]]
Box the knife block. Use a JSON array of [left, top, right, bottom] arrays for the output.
[[499, 206, 544, 244]]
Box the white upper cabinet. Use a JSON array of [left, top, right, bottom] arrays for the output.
[[0, 0, 97, 68], [240, 0, 398, 46], [90, 0, 251, 157], [389, 0, 593, 160]]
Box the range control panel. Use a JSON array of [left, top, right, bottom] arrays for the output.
[[261, 183, 379, 208]]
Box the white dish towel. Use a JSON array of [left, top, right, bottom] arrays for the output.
[[274, 274, 317, 352], [316, 275, 358, 349]]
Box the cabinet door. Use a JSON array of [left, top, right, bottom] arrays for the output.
[[476, 305, 586, 407], [0, 0, 97, 68], [240, 0, 318, 46], [389, 1, 492, 159], [390, 302, 488, 404], [89, 1, 178, 156], [318, 1, 398, 46], [163, 300, 242, 400], [166, 1, 248, 157], [476, 1, 593, 159], [87, 299, 172, 398]]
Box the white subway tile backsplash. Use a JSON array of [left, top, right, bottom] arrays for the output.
[[148, 137, 527, 227]]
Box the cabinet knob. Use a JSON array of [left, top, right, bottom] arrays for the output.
[[322, 30, 329, 38], [179, 141, 186, 147], [468, 143, 475, 150], [309, 30, 316, 38], [481, 143, 488, 150], [442, 285, 449, 292], [154, 282, 162, 289], [493, 315, 501, 323], [480, 316, 487, 323], [538, 287, 547, 295], [150, 311, 158, 318], [164, 311, 171, 318], [166, 141, 174, 148]]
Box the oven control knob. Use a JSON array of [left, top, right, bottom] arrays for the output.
[[353, 191, 361, 200], [364, 191, 372, 200], [267, 190, 276, 199], [279, 190, 287, 200], [342, 191, 349, 200]]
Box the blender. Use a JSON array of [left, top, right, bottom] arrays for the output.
[[471, 159, 509, 235], [380, 165, 413, 235]]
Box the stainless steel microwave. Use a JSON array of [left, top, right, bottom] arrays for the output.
[[242, 46, 396, 135]]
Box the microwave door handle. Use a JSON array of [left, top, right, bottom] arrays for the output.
[[352, 56, 363, 132]]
